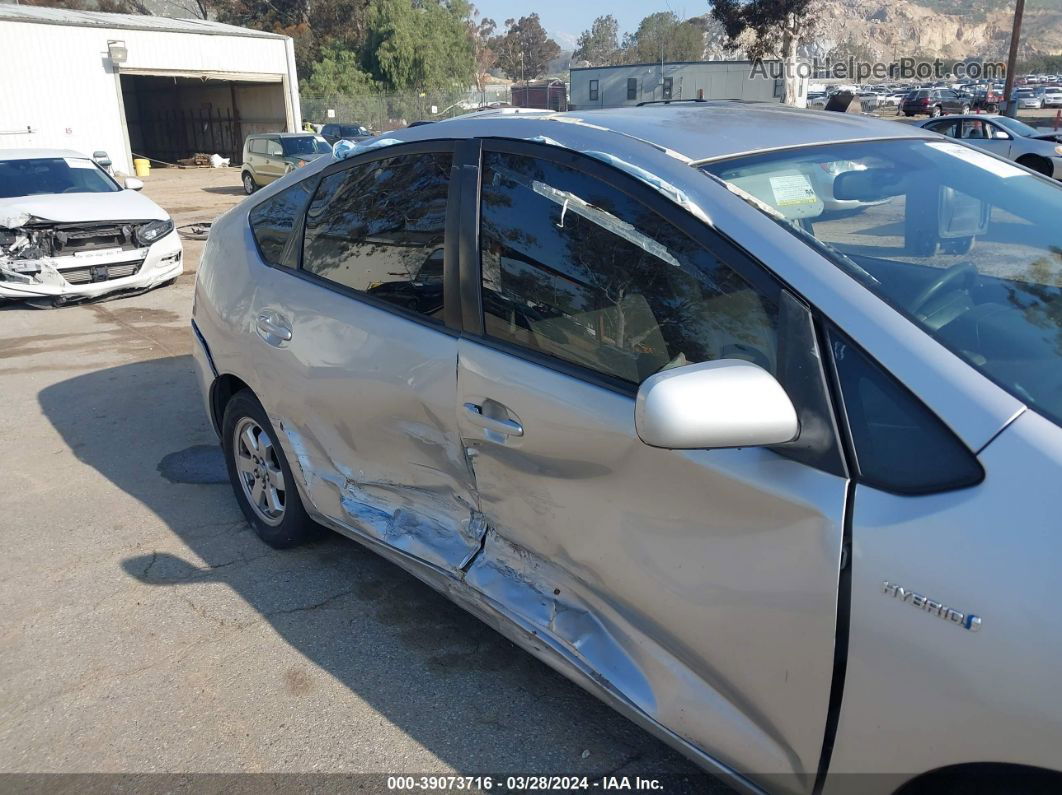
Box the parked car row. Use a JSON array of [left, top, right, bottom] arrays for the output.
[[915, 114, 1062, 178]]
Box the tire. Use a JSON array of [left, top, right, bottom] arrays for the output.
[[242, 172, 257, 195], [931, 105, 943, 117], [1017, 155, 1053, 177], [961, 105, 970, 115], [222, 389, 317, 548]]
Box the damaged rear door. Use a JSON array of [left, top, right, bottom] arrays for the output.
[[455, 142, 849, 789], [249, 141, 485, 573]]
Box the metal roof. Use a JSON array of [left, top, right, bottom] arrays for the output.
[[0, 5, 286, 40], [0, 148, 92, 161], [570, 60, 765, 72], [412, 102, 931, 163]]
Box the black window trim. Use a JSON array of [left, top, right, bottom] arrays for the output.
[[465, 137, 788, 399], [249, 138, 463, 337], [823, 323, 984, 495]]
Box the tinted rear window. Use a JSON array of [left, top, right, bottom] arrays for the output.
[[301, 152, 451, 322], [249, 180, 314, 267], [280, 136, 332, 156]]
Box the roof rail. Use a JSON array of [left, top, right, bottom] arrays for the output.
[[635, 98, 708, 107]]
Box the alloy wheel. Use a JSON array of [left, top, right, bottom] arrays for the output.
[[233, 417, 286, 526]]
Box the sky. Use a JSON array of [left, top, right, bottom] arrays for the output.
[[470, 1, 707, 51]]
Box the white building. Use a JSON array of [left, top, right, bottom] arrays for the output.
[[570, 61, 807, 110], [0, 6, 301, 175]]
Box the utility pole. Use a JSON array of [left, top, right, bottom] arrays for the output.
[[1003, 0, 1025, 118]]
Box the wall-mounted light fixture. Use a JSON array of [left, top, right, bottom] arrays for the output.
[[107, 40, 128, 64]]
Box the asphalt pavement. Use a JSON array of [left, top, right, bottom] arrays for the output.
[[0, 208, 716, 788]]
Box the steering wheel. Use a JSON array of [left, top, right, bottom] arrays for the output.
[[911, 261, 977, 320]]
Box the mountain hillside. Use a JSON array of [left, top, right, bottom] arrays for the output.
[[696, 0, 1062, 62]]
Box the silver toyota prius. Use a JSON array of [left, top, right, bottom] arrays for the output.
[[192, 103, 1062, 795]]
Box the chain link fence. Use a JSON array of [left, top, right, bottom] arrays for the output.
[[301, 86, 510, 132]]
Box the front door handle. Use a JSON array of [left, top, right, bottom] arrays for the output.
[[464, 402, 523, 437], [256, 311, 293, 346]]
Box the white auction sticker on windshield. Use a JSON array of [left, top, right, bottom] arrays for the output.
[[768, 174, 818, 207], [63, 157, 98, 169], [925, 141, 1028, 178]]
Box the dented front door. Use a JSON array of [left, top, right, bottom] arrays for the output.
[[251, 143, 486, 573], [454, 145, 848, 790]]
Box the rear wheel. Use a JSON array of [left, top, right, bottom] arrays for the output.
[[222, 390, 316, 548], [242, 172, 257, 195], [931, 105, 943, 117], [961, 104, 970, 114]]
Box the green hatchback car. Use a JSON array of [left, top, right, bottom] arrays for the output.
[[241, 133, 332, 194]]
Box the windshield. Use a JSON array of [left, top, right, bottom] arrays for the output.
[[340, 125, 368, 136], [280, 136, 332, 156], [702, 139, 1062, 427], [0, 157, 119, 198], [993, 116, 1039, 137]]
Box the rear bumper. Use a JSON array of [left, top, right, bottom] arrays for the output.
[[0, 229, 183, 302]]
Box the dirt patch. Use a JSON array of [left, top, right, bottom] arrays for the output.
[[283, 666, 316, 697], [98, 306, 181, 325]]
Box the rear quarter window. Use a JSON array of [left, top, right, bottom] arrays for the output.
[[248, 180, 314, 267]]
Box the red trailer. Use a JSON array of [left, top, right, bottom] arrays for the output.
[[510, 80, 568, 111]]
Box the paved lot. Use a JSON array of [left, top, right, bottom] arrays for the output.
[[0, 168, 714, 787]]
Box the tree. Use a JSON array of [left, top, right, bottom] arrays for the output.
[[218, 0, 372, 78], [619, 12, 704, 65], [469, 9, 497, 91], [710, 0, 819, 106], [489, 14, 560, 82], [573, 15, 619, 67], [362, 0, 474, 92], [302, 45, 378, 95]]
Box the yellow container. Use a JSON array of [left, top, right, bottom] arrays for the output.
[[133, 158, 151, 177]]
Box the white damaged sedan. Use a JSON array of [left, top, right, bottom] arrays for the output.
[[0, 149, 182, 307]]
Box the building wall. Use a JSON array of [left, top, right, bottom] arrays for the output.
[[570, 61, 804, 110], [0, 19, 299, 174]]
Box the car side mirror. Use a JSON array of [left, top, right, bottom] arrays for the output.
[[635, 360, 799, 450], [124, 177, 144, 191]]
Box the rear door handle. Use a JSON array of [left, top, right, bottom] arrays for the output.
[[464, 402, 523, 437], [256, 311, 292, 346]]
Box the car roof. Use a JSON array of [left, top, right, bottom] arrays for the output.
[[0, 148, 91, 161], [391, 102, 931, 163]]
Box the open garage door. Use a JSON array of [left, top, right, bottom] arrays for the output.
[[120, 73, 290, 166]]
